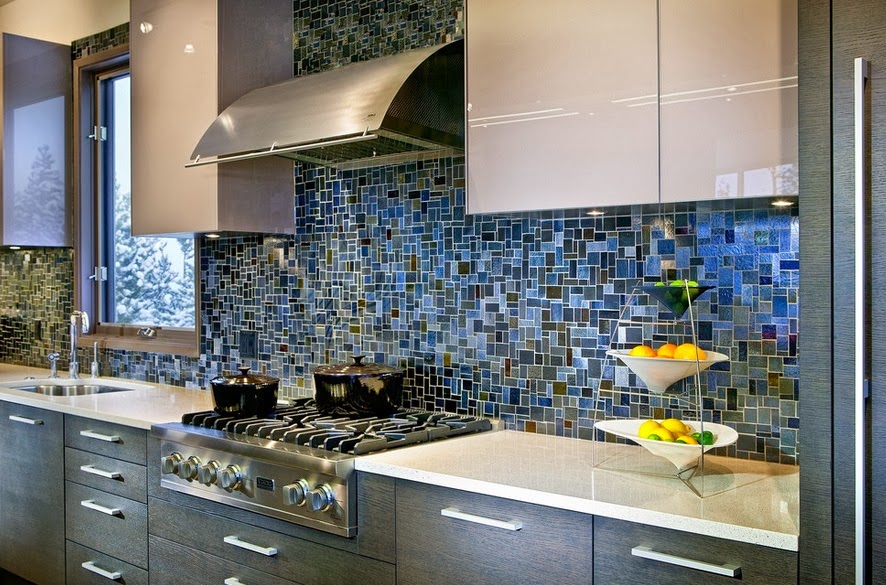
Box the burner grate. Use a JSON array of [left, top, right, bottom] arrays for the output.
[[181, 401, 492, 455]]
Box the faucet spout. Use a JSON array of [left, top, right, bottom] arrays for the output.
[[69, 311, 89, 379]]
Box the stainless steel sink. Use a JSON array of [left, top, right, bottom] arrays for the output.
[[11, 384, 135, 396]]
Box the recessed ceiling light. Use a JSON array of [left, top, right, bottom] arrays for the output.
[[139, 22, 153, 34], [771, 199, 794, 207]]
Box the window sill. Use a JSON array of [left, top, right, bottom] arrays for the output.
[[79, 326, 199, 358]]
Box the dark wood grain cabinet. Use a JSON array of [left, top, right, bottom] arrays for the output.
[[395, 479, 594, 584], [594, 516, 797, 584], [0, 402, 65, 585], [64, 416, 149, 582]]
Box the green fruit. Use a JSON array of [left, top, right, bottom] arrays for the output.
[[670, 280, 684, 287], [686, 280, 699, 287], [654, 281, 666, 287], [691, 432, 702, 441], [701, 431, 715, 445], [647, 434, 661, 441]]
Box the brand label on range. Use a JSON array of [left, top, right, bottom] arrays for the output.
[[256, 477, 275, 492]]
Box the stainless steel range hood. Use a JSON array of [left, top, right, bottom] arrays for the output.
[[188, 40, 464, 170]]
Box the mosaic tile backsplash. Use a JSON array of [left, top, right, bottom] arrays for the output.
[[0, 3, 799, 465]]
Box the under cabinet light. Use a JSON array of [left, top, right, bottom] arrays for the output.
[[771, 199, 794, 207], [205, 233, 221, 239], [586, 210, 605, 217]]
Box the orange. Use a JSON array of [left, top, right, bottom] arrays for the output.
[[628, 345, 656, 357], [655, 343, 677, 359], [673, 343, 707, 361]]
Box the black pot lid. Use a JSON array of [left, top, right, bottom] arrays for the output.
[[212, 366, 278, 386], [314, 355, 403, 377]]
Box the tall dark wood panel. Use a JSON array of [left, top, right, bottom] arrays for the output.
[[799, 0, 886, 582]]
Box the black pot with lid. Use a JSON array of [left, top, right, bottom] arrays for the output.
[[210, 366, 279, 417], [313, 355, 404, 417]]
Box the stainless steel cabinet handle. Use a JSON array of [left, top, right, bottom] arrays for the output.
[[80, 429, 121, 442], [224, 578, 245, 585], [854, 55, 870, 585], [80, 464, 122, 479], [440, 507, 523, 531], [8, 414, 43, 425], [80, 499, 122, 516], [81, 560, 122, 581], [631, 546, 740, 578], [223, 535, 278, 557]]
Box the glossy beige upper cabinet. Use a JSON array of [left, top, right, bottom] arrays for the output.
[[659, 0, 798, 202], [0, 33, 71, 247], [130, 0, 294, 236], [466, 0, 659, 214]]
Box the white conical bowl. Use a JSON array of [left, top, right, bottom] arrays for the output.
[[606, 349, 729, 393], [594, 418, 738, 471]]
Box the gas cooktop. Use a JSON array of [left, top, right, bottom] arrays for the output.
[[151, 398, 495, 537]]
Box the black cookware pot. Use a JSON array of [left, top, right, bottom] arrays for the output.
[[210, 366, 279, 417], [313, 356, 404, 417]]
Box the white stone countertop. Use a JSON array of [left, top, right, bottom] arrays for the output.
[[355, 429, 799, 552], [0, 363, 213, 429]]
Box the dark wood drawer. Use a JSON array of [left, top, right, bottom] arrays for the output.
[[66, 540, 148, 585], [65, 448, 147, 503], [149, 496, 395, 585], [149, 535, 298, 585], [66, 415, 147, 465], [66, 482, 148, 569], [395, 480, 594, 584], [594, 516, 797, 584]]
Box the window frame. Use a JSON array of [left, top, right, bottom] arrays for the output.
[[74, 45, 199, 357]]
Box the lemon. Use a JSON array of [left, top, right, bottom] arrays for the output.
[[675, 434, 699, 445], [660, 418, 689, 435], [673, 343, 707, 361], [650, 426, 674, 441], [637, 420, 662, 439], [628, 345, 656, 358]]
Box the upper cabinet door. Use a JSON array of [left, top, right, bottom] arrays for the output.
[[0, 33, 72, 247], [466, 0, 659, 214], [659, 0, 798, 203], [130, 0, 220, 236]]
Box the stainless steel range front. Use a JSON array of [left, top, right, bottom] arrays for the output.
[[151, 399, 493, 537]]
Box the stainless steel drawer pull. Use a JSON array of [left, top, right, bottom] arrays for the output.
[[80, 429, 122, 442], [80, 499, 122, 516], [224, 535, 278, 557], [80, 464, 122, 479], [440, 507, 523, 531], [631, 546, 740, 578], [224, 578, 245, 585], [81, 560, 122, 581], [8, 414, 43, 425]]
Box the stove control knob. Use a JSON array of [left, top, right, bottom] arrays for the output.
[[283, 479, 310, 506], [161, 452, 183, 475], [218, 465, 243, 491], [178, 456, 202, 481], [307, 484, 336, 512], [197, 460, 220, 485]]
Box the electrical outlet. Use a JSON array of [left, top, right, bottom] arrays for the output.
[[240, 331, 258, 359]]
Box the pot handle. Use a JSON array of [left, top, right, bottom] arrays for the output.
[[238, 366, 251, 376], [351, 355, 365, 366]]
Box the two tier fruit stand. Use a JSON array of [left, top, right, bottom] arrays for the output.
[[591, 282, 736, 497]]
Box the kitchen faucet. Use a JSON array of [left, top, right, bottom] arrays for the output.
[[69, 311, 89, 379]]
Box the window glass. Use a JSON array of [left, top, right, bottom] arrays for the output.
[[98, 73, 195, 328]]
